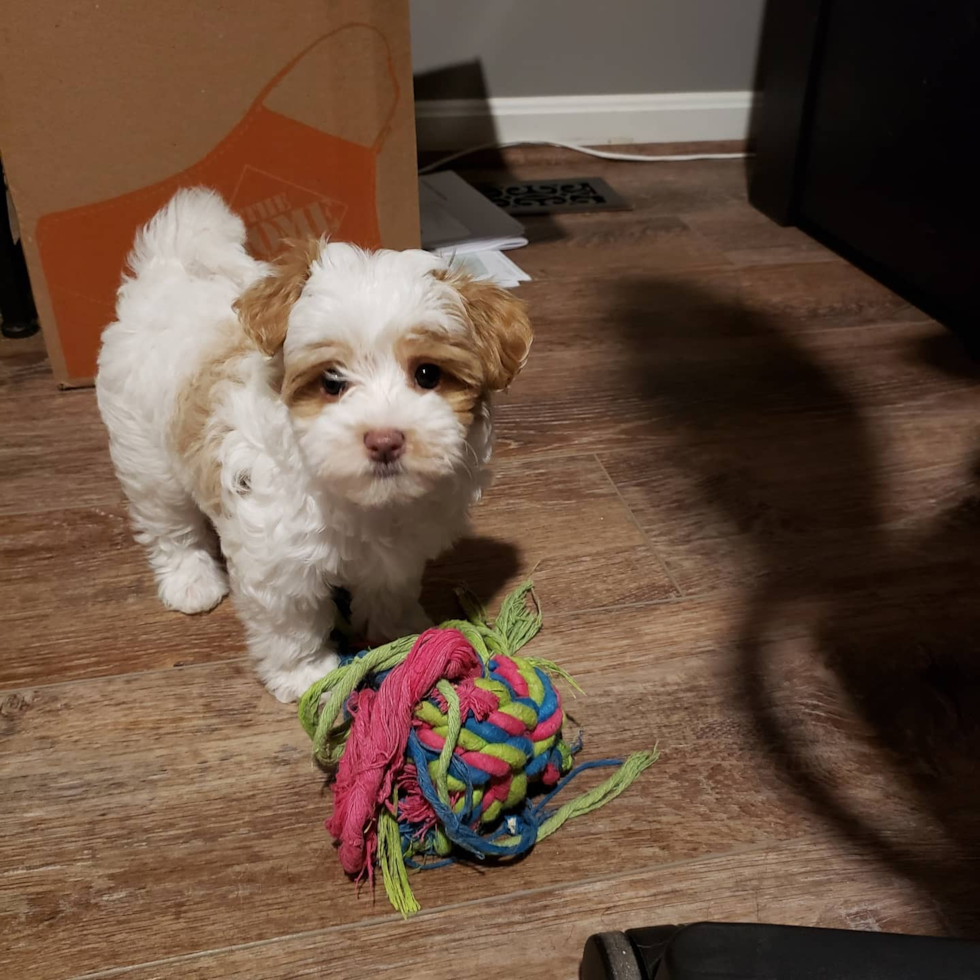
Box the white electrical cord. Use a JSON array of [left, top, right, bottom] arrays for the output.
[[418, 140, 748, 175]]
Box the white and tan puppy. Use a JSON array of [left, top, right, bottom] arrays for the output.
[[97, 188, 531, 701]]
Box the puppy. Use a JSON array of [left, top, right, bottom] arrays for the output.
[[97, 188, 531, 701]]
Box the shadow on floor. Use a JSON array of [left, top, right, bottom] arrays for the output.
[[612, 275, 980, 935], [421, 536, 523, 624]]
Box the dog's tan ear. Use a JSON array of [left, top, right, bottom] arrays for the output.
[[234, 239, 320, 355], [444, 272, 533, 391]]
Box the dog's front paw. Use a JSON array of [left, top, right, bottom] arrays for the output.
[[157, 550, 228, 614], [264, 653, 340, 703]]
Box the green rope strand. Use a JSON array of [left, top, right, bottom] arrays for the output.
[[494, 580, 542, 653], [433, 679, 461, 807], [489, 749, 660, 850], [376, 795, 420, 919], [536, 749, 659, 842]]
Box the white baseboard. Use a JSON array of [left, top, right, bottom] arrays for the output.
[[415, 91, 755, 151]]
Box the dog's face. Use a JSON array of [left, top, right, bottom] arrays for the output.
[[234, 242, 532, 507]]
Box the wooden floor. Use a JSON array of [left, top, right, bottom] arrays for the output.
[[4, 145, 980, 979]]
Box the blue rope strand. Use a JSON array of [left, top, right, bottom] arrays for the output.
[[529, 758, 624, 818], [406, 731, 540, 859]]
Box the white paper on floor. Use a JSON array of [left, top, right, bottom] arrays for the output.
[[447, 249, 531, 289], [419, 171, 528, 255]]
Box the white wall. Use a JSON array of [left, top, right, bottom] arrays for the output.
[[411, 0, 766, 99], [411, 0, 760, 150]]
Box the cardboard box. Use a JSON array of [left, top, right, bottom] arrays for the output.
[[0, 0, 419, 386]]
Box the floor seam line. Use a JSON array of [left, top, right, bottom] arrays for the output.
[[592, 453, 685, 596]]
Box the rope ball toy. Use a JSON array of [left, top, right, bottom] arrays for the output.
[[298, 581, 657, 916]]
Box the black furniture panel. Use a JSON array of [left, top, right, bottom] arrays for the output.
[[750, 0, 980, 343], [581, 922, 980, 980]]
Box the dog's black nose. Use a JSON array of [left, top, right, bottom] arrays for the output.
[[364, 428, 405, 464]]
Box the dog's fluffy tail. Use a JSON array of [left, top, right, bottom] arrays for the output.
[[126, 187, 255, 285]]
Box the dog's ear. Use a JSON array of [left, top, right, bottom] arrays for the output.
[[234, 239, 320, 355], [441, 271, 533, 392]]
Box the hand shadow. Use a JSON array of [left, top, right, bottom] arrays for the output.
[[611, 273, 980, 936]]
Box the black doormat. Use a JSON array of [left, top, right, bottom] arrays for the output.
[[475, 177, 630, 215]]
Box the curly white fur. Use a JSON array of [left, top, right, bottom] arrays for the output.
[[97, 189, 529, 701]]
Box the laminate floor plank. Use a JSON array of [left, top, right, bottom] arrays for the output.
[[3, 146, 978, 979]]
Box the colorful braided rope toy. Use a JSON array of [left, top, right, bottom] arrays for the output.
[[298, 581, 657, 917]]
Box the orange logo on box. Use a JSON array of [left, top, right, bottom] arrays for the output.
[[36, 25, 398, 382], [232, 169, 350, 259]]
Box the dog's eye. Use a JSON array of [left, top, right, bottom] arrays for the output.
[[414, 363, 442, 390], [321, 370, 348, 397]]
